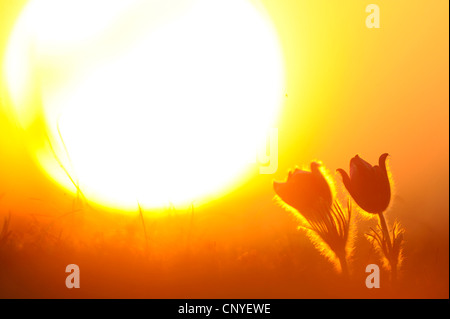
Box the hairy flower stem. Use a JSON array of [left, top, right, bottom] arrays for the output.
[[378, 213, 392, 250], [378, 212, 397, 284], [337, 250, 349, 279]]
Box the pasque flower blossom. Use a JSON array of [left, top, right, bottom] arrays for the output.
[[337, 153, 390, 214], [273, 162, 332, 219], [274, 162, 351, 276], [338, 153, 403, 284]]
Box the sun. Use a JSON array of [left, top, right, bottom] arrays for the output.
[[3, 0, 285, 211]]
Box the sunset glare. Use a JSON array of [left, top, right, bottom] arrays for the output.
[[4, 0, 285, 210]]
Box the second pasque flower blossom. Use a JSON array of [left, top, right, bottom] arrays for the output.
[[337, 153, 391, 214], [273, 162, 332, 218]]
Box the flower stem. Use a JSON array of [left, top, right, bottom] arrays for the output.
[[378, 212, 397, 284], [337, 250, 349, 279], [378, 213, 391, 250]]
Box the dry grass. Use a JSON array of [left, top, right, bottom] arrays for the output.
[[0, 198, 447, 299]]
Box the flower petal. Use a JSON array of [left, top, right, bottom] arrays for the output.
[[378, 153, 389, 177]]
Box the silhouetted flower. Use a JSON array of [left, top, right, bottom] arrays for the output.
[[337, 153, 390, 214], [274, 162, 351, 276], [338, 153, 403, 284], [273, 162, 332, 220]]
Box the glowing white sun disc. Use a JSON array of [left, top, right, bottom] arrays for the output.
[[4, 0, 285, 210]]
